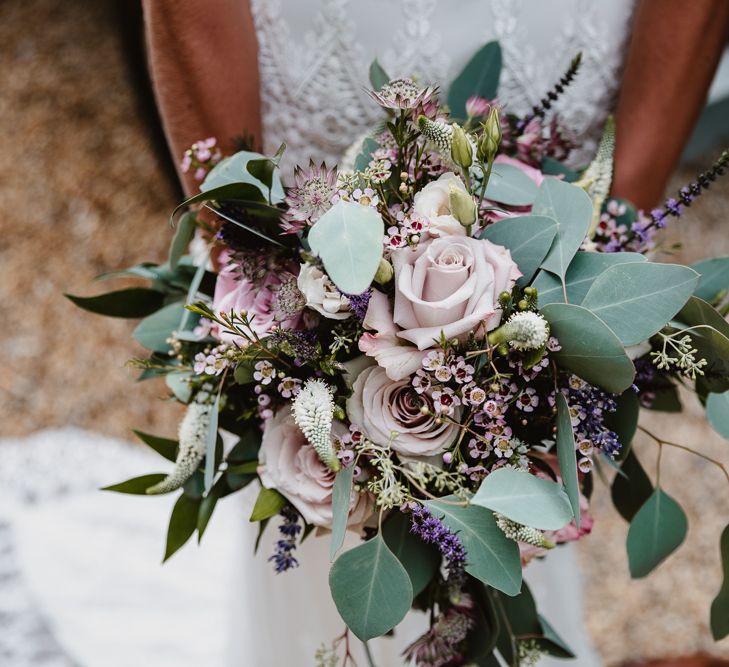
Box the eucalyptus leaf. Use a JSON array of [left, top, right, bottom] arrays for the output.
[[483, 163, 539, 206], [330, 466, 354, 561], [534, 179, 592, 287], [426, 498, 522, 596], [382, 510, 439, 597], [691, 256, 729, 302], [681, 324, 729, 393], [164, 493, 201, 562], [369, 59, 390, 91], [329, 534, 412, 641], [101, 473, 167, 495], [605, 389, 640, 460], [581, 263, 699, 346], [479, 215, 557, 284], [168, 211, 196, 270], [307, 201, 384, 294], [532, 251, 646, 306], [707, 391, 729, 439], [246, 143, 286, 193], [711, 523, 729, 640], [249, 486, 286, 522], [555, 393, 580, 526], [627, 487, 688, 578], [354, 137, 379, 173], [66, 288, 165, 319], [472, 468, 573, 531], [540, 156, 579, 182], [675, 295, 729, 339], [541, 303, 635, 393], [537, 616, 576, 658], [170, 182, 267, 225], [132, 430, 178, 462], [133, 302, 187, 352], [165, 371, 192, 404], [447, 41, 502, 119], [204, 389, 221, 494], [611, 449, 653, 522], [201, 150, 285, 203]]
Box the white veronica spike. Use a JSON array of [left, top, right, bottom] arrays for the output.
[[292, 379, 340, 472]]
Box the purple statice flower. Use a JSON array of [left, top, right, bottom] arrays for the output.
[[342, 289, 371, 321], [564, 376, 620, 459], [409, 505, 466, 588], [268, 329, 319, 364], [282, 161, 338, 234], [269, 505, 302, 573]]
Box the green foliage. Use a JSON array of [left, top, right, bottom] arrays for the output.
[[201, 149, 285, 203], [540, 156, 579, 182], [329, 534, 412, 641], [354, 137, 380, 173], [330, 466, 354, 561], [307, 201, 384, 295], [555, 393, 580, 526], [541, 303, 635, 393], [611, 450, 653, 522], [165, 370, 192, 404], [580, 263, 699, 346], [368, 59, 390, 91], [102, 473, 168, 495], [168, 211, 196, 270], [533, 178, 593, 286], [170, 182, 267, 224], [164, 493, 201, 562], [133, 302, 188, 353], [204, 390, 221, 494], [426, 498, 522, 596], [711, 523, 729, 640], [676, 295, 729, 338], [532, 252, 645, 306], [245, 143, 286, 195], [605, 389, 640, 460], [66, 287, 165, 319], [249, 486, 287, 522], [381, 510, 439, 598], [132, 430, 178, 462], [479, 215, 557, 285], [690, 256, 729, 302], [627, 487, 688, 578], [707, 391, 729, 439], [483, 163, 539, 206], [447, 41, 502, 119]]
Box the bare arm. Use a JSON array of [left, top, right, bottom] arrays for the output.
[[612, 0, 729, 210], [142, 0, 262, 195]]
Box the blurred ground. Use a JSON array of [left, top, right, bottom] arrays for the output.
[[0, 0, 728, 664]]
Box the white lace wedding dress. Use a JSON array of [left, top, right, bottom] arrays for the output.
[[0, 1, 636, 665]]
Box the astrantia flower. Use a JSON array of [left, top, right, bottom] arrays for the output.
[[367, 77, 437, 111], [282, 161, 338, 233]]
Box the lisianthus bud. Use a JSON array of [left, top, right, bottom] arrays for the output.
[[450, 123, 473, 169], [478, 106, 502, 161], [448, 185, 477, 227], [374, 257, 394, 285]]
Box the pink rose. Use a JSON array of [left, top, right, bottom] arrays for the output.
[[258, 409, 373, 528], [346, 365, 460, 457], [487, 156, 546, 222], [212, 254, 299, 343], [359, 235, 521, 380]]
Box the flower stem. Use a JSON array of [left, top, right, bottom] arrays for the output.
[[362, 640, 376, 667]]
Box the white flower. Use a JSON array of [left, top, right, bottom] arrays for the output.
[[491, 312, 550, 351], [292, 379, 340, 471], [412, 172, 470, 237], [297, 263, 352, 320]]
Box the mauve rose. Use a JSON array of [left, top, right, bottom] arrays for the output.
[[412, 172, 470, 237], [346, 365, 460, 457], [258, 409, 373, 528]]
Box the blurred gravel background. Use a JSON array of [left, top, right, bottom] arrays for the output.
[[1, 0, 728, 664]]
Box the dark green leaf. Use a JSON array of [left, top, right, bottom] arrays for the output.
[[329, 534, 412, 641], [646, 384, 682, 412], [605, 389, 640, 460], [164, 493, 201, 561], [133, 302, 187, 352], [101, 473, 167, 495], [498, 582, 541, 636], [249, 486, 286, 522], [330, 466, 354, 561], [382, 510, 439, 597], [170, 182, 267, 225], [369, 59, 390, 90], [198, 479, 224, 541], [226, 426, 262, 464], [540, 157, 579, 182], [707, 391, 729, 439], [354, 137, 380, 172], [611, 450, 653, 522], [691, 256, 729, 302], [66, 288, 165, 319], [246, 143, 286, 192], [226, 461, 259, 475], [233, 362, 255, 385], [132, 430, 178, 462], [556, 393, 580, 526], [676, 295, 729, 339], [711, 523, 729, 640], [204, 390, 221, 494], [627, 487, 688, 578], [537, 615, 576, 658], [169, 211, 196, 270], [201, 150, 284, 202], [447, 41, 502, 119]]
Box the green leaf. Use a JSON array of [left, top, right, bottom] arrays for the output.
[[580, 263, 699, 346], [246, 143, 286, 193], [233, 362, 255, 385], [532, 251, 646, 306], [540, 156, 579, 182], [707, 391, 729, 439], [381, 510, 439, 598], [479, 215, 557, 284], [605, 390, 640, 460], [164, 493, 201, 562], [472, 468, 573, 531], [133, 302, 187, 352], [329, 534, 412, 641], [711, 523, 729, 640], [483, 163, 539, 206], [426, 498, 522, 595], [537, 615, 576, 658], [681, 324, 729, 393], [555, 393, 580, 526], [691, 256, 729, 302], [226, 461, 259, 475], [307, 201, 384, 294], [66, 288, 165, 319], [676, 295, 729, 339], [611, 449, 653, 522], [165, 370, 192, 404], [132, 430, 177, 462], [249, 486, 286, 522], [368, 59, 390, 90], [330, 466, 354, 561], [204, 389, 221, 494], [170, 182, 267, 224], [646, 384, 682, 412], [102, 473, 167, 495], [197, 479, 223, 541], [201, 150, 284, 203], [498, 582, 541, 636], [354, 137, 379, 173], [627, 487, 688, 578], [447, 41, 502, 119], [168, 211, 196, 270], [541, 303, 635, 393], [534, 179, 593, 286]]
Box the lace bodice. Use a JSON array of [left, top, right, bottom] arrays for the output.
[[251, 0, 636, 176]]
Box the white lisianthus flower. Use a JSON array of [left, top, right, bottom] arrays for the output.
[[297, 262, 351, 319], [412, 172, 470, 237]]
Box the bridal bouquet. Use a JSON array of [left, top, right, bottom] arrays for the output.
[[70, 42, 729, 665]]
